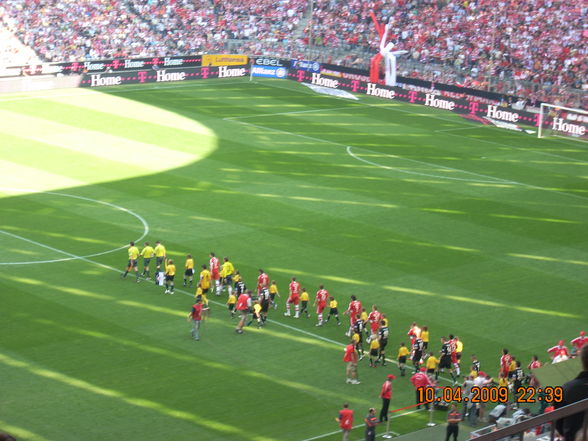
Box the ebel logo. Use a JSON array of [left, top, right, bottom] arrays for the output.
[[255, 57, 285, 67]]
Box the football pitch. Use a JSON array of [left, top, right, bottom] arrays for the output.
[[1, 78, 587, 441]]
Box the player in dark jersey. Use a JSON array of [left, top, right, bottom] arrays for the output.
[[259, 288, 271, 325], [377, 320, 389, 366], [470, 354, 480, 377], [353, 315, 365, 360], [437, 337, 455, 381], [512, 360, 525, 406], [412, 337, 424, 373], [234, 278, 247, 296]]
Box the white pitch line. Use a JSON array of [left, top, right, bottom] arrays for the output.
[[4, 231, 457, 441], [0, 79, 248, 103], [441, 131, 588, 164], [300, 409, 421, 441], [0, 190, 148, 265], [226, 108, 588, 201], [223, 105, 356, 121], [346, 146, 509, 184], [257, 80, 588, 166], [228, 117, 514, 184], [2, 229, 457, 387]]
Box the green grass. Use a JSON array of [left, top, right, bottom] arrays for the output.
[[1, 78, 587, 441]]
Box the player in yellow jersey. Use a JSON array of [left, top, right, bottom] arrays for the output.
[[233, 271, 242, 285], [360, 308, 369, 338], [195, 284, 208, 306], [299, 288, 310, 318], [219, 257, 235, 296], [247, 300, 263, 328], [268, 280, 280, 309], [454, 336, 464, 377], [325, 296, 341, 325], [140, 242, 155, 279], [121, 241, 140, 282], [369, 335, 381, 367], [199, 264, 211, 295], [425, 352, 439, 376], [226, 291, 237, 318], [184, 254, 195, 288], [398, 342, 410, 376], [421, 326, 430, 350], [381, 314, 389, 328], [153, 241, 167, 285], [164, 259, 176, 294]]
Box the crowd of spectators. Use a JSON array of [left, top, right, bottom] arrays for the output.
[[307, 0, 586, 107], [0, 0, 585, 108]]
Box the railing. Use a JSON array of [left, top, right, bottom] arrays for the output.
[[472, 398, 588, 441]]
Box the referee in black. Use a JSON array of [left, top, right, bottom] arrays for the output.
[[445, 403, 461, 441]]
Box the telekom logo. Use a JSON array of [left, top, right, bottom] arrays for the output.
[[71, 62, 80, 71], [533, 113, 541, 127], [112, 59, 121, 70], [138, 71, 147, 83], [151, 57, 160, 66], [469, 101, 479, 115], [351, 80, 360, 92], [297, 70, 305, 82], [201, 67, 209, 79], [408, 91, 417, 103]]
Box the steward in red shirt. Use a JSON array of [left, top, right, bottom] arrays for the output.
[[379, 374, 395, 422], [336, 403, 353, 441]]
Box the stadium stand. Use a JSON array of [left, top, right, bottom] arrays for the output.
[[0, 0, 585, 108]]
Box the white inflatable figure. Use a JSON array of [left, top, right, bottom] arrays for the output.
[[379, 22, 408, 86]]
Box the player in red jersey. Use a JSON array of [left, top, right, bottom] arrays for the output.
[[257, 269, 269, 295], [410, 369, 435, 409], [314, 284, 329, 327], [235, 290, 252, 334], [571, 331, 588, 356], [368, 305, 382, 335], [527, 355, 542, 387], [500, 348, 512, 377], [407, 322, 421, 346], [209, 252, 220, 295], [284, 277, 301, 318], [547, 340, 570, 363], [344, 295, 362, 337]]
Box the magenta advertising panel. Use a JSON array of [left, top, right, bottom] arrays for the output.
[[79, 65, 248, 87], [288, 69, 588, 138]]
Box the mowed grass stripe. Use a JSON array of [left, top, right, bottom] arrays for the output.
[[1, 79, 587, 441]]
